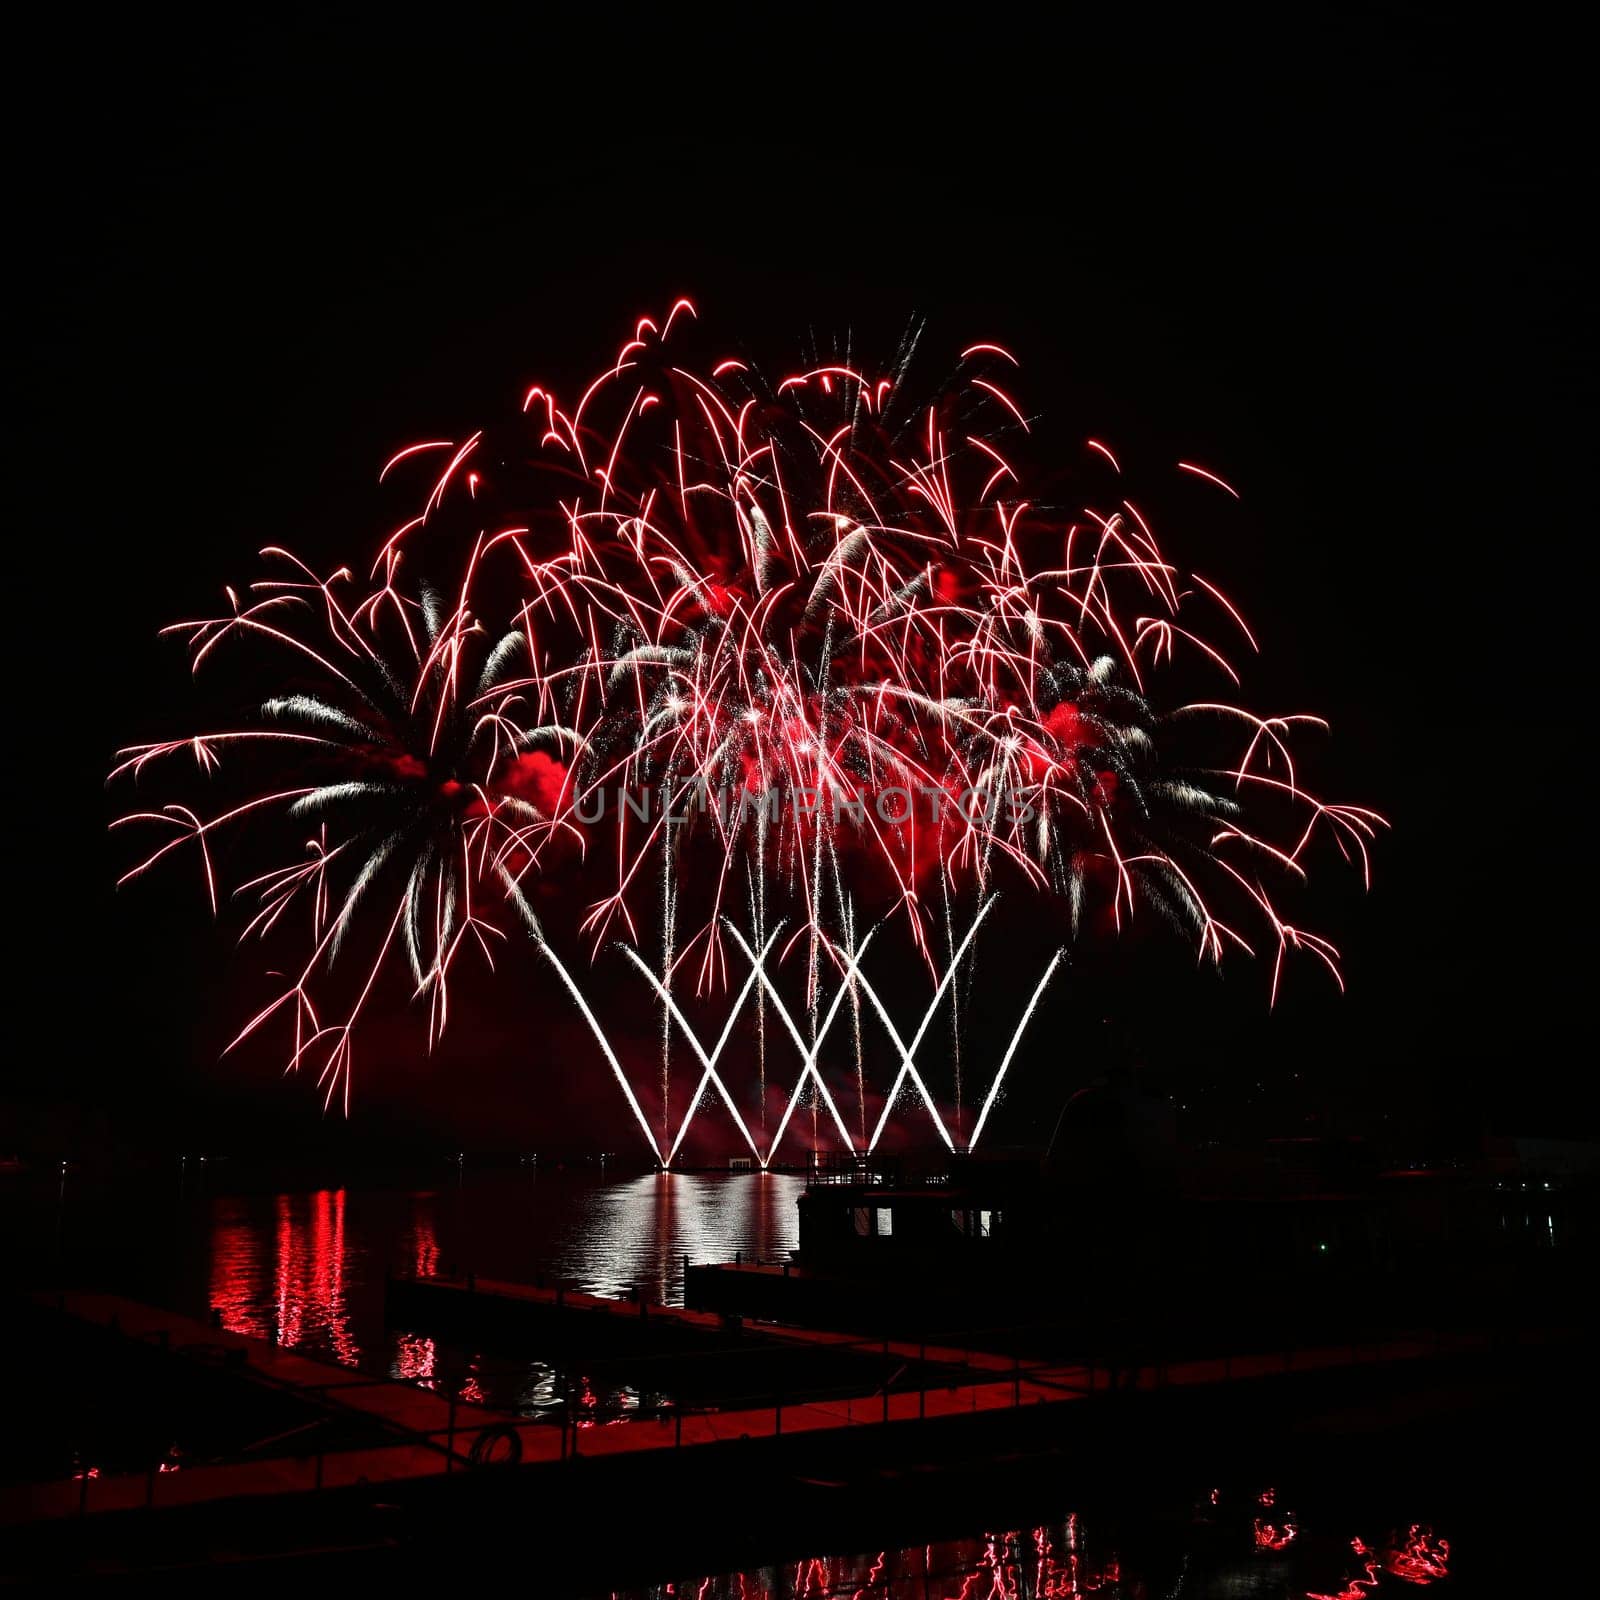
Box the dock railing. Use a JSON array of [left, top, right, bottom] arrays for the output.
[[39, 1286, 1537, 1521]]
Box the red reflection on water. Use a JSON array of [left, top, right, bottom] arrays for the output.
[[275, 1194, 303, 1350], [209, 1188, 358, 1364], [572, 1372, 638, 1429], [208, 1211, 273, 1339], [630, 1503, 1446, 1599], [741, 1526, 1122, 1599], [409, 1192, 440, 1276], [1255, 1516, 1298, 1550], [1310, 1527, 1450, 1597], [1384, 1525, 1450, 1584], [391, 1331, 437, 1383], [1308, 1558, 1382, 1600], [387, 1193, 441, 1382]]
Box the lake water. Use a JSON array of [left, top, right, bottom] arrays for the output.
[[23, 1166, 801, 1413], [604, 1507, 1457, 1599], [8, 1165, 1570, 1590]]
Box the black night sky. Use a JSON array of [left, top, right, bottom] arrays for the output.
[[11, 11, 1591, 1161]]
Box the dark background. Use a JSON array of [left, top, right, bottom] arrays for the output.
[[9, 9, 1591, 1161]]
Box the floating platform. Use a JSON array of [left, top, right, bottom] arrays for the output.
[[5, 1277, 1560, 1592]]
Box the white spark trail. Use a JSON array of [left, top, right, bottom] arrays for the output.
[[968, 948, 1067, 1151]]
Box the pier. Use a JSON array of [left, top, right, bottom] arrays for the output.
[[5, 1280, 1532, 1529]]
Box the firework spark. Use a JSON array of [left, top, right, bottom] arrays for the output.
[[112, 302, 1382, 1146], [111, 546, 575, 1109]]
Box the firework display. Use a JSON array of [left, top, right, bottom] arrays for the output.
[[110, 301, 1381, 1154]]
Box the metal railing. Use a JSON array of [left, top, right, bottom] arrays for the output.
[[42, 1290, 1540, 1521]]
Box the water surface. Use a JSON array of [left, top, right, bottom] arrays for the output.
[[33, 1167, 800, 1413]]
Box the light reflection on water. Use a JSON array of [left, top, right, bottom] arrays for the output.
[[569, 1170, 801, 1301], [199, 1171, 801, 1411], [597, 1502, 1453, 1599], [12, 1168, 1485, 1584]]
